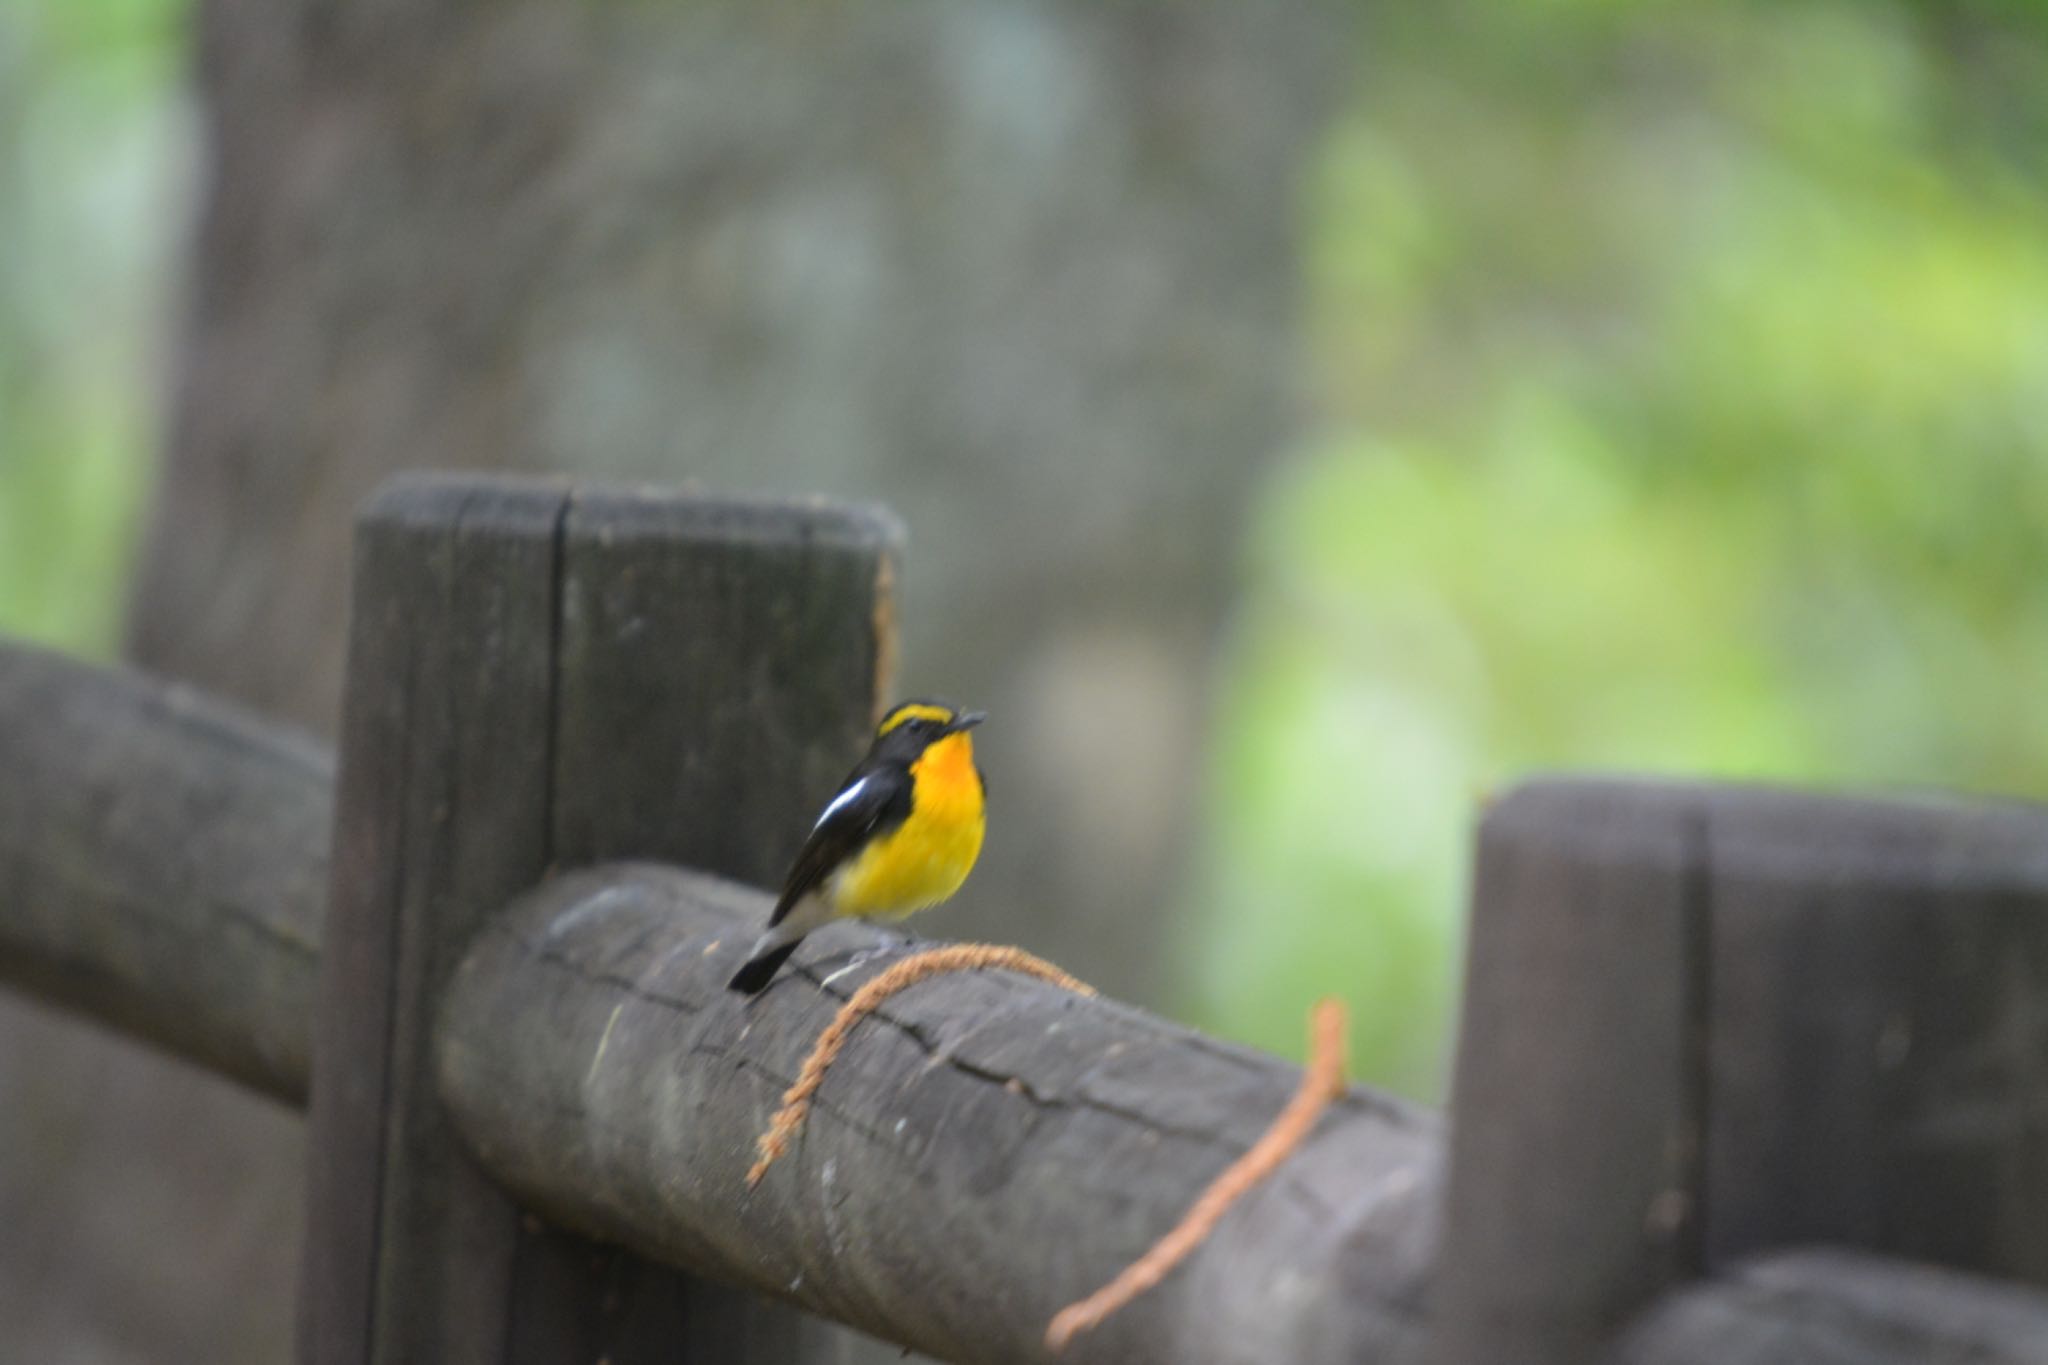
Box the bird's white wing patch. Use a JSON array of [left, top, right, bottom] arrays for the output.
[[814, 776, 870, 830]]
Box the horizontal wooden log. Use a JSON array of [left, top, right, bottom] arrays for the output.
[[7, 633, 2047, 1364], [0, 638, 329, 1101], [433, 863, 1443, 1365], [1607, 1249, 2048, 1365]]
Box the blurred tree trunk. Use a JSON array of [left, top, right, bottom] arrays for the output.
[[4, 3, 1343, 1361]]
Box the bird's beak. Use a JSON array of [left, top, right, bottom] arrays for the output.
[[946, 710, 986, 734]]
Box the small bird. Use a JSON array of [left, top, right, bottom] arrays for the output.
[[727, 699, 988, 994]]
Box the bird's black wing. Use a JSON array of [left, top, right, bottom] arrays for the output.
[[768, 762, 913, 926]]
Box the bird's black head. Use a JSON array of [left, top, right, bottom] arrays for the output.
[[869, 698, 985, 764]]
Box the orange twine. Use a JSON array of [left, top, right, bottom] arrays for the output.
[[1044, 998, 1350, 1353], [745, 944, 1094, 1187]]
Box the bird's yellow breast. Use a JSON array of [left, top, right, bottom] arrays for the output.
[[828, 734, 985, 919]]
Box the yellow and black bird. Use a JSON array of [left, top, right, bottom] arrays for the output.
[[727, 699, 988, 994]]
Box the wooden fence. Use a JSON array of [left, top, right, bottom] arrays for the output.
[[1, 472, 2045, 1365]]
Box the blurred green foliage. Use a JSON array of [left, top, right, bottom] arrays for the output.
[[1186, 0, 2048, 1098], [0, 0, 184, 655]]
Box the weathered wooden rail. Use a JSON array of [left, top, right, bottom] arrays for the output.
[[2, 472, 2046, 1365], [0, 633, 328, 1101]]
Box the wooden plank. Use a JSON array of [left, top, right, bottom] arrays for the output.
[[1606, 1248, 2048, 1365], [1429, 779, 1705, 1365], [499, 487, 907, 1365], [1700, 787, 2048, 1284], [298, 473, 572, 1365], [0, 638, 330, 1102], [434, 862, 1444, 1365]]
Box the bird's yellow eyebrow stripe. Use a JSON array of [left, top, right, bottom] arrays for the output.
[[877, 702, 954, 736]]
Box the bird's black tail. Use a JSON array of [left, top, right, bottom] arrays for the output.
[[728, 939, 802, 995]]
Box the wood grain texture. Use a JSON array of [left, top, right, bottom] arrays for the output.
[[299, 475, 898, 1364], [508, 485, 906, 1365], [553, 488, 905, 879], [479, 482, 905, 1365], [436, 863, 1443, 1365], [0, 638, 330, 1102], [1430, 780, 1705, 1365], [1436, 777, 2048, 1365], [299, 473, 571, 1365], [1606, 1249, 2048, 1365], [1699, 786, 2048, 1283]]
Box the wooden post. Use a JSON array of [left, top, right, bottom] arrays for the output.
[[299, 476, 564, 1365], [1428, 781, 1703, 1365], [299, 473, 898, 1364], [1700, 787, 2048, 1281], [504, 487, 900, 1363], [1430, 777, 2048, 1365]]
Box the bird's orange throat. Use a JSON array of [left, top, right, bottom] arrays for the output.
[[910, 733, 982, 817]]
